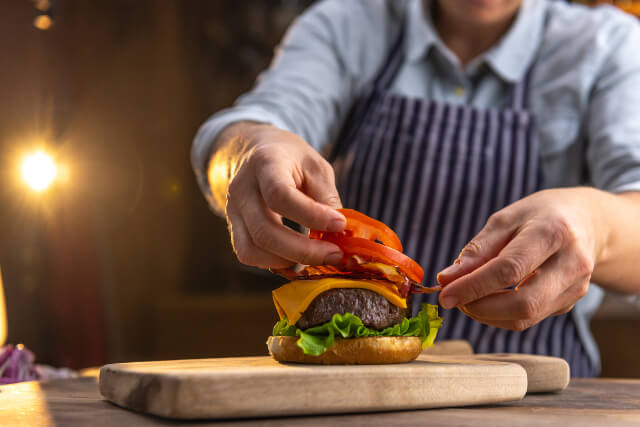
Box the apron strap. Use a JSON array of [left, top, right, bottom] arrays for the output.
[[329, 28, 406, 162], [510, 63, 536, 110], [372, 28, 407, 91]]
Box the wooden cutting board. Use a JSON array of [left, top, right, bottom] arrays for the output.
[[465, 353, 569, 393], [420, 340, 570, 393], [100, 355, 527, 419]]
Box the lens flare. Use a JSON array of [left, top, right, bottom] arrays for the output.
[[21, 151, 57, 192]]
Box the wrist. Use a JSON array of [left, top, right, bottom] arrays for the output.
[[545, 187, 609, 271], [590, 189, 640, 289], [573, 187, 612, 274]]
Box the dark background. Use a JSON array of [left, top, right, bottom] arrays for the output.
[[0, 0, 639, 377], [0, 0, 308, 368]]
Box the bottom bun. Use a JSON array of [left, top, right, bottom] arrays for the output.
[[267, 336, 421, 364]]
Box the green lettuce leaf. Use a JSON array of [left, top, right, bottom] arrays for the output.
[[272, 303, 442, 356]]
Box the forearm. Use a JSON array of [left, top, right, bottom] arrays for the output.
[[591, 188, 640, 293]]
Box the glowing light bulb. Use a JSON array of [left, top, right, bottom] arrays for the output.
[[21, 151, 57, 192], [33, 15, 52, 31]]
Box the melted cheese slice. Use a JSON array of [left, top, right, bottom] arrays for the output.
[[272, 278, 407, 325]]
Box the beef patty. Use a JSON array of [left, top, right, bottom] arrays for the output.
[[296, 288, 408, 330]]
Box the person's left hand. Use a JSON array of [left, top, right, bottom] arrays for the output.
[[436, 188, 602, 331]]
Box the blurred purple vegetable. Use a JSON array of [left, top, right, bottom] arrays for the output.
[[0, 344, 76, 385], [0, 344, 38, 384]]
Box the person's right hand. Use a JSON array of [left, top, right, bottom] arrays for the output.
[[219, 122, 347, 269]]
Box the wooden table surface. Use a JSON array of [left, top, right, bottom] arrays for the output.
[[1, 376, 640, 426]]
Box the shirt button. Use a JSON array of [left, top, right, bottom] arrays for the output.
[[454, 86, 466, 97]]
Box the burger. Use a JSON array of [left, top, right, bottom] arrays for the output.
[[267, 209, 442, 364]]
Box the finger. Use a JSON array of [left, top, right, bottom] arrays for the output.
[[439, 218, 566, 308], [458, 308, 541, 332], [460, 299, 575, 332], [460, 279, 583, 327], [460, 262, 588, 330], [459, 255, 561, 321], [548, 275, 589, 317], [437, 209, 517, 286], [242, 190, 344, 266], [256, 167, 346, 232], [226, 205, 294, 269], [550, 304, 575, 317], [514, 270, 537, 291], [458, 300, 545, 332], [301, 156, 343, 210]]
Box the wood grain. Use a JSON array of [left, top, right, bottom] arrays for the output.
[[470, 353, 569, 393], [99, 356, 527, 419]]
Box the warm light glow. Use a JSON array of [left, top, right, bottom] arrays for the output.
[[34, 0, 51, 12], [21, 151, 57, 192], [33, 14, 52, 30]]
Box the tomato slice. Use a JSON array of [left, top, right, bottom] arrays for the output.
[[339, 209, 403, 251], [307, 209, 420, 283], [311, 209, 403, 251], [320, 233, 424, 284]]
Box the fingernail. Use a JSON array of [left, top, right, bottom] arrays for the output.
[[440, 295, 458, 309], [324, 252, 343, 265], [327, 217, 346, 232]]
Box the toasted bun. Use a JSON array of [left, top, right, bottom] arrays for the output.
[[267, 336, 421, 364]]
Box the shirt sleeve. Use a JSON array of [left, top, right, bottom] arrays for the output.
[[191, 0, 392, 207], [586, 12, 640, 194]]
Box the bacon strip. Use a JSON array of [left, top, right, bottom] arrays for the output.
[[410, 284, 442, 294], [272, 255, 441, 298]]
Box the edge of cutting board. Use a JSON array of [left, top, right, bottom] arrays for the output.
[[99, 356, 528, 419], [467, 353, 570, 393], [422, 341, 570, 393]]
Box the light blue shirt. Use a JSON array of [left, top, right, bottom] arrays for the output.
[[193, 0, 640, 205], [192, 0, 640, 372]]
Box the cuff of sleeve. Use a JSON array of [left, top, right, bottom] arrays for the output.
[[191, 107, 293, 214], [608, 182, 640, 194]]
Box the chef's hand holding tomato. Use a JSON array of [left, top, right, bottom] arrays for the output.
[[437, 188, 640, 331], [215, 121, 640, 333], [212, 121, 346, 269]]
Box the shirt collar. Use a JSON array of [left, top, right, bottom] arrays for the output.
[[405, 0, 547, 83], [405, 0, 444, 63]]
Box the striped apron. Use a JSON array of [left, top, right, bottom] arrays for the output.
[[330, 31, 595, 377]]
